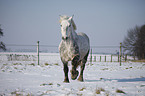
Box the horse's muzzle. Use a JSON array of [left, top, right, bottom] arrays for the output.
[[62, 37, 68, 40]]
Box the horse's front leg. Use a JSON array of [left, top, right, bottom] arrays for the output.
[[63, 62, 69, 83], [71, 55, 79, 80]]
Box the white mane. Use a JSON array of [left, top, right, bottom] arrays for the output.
[[59, 15, 77, 30]]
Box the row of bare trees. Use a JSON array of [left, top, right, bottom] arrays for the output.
[[123, 24, 145, 60], [0, 25, 6, 51]]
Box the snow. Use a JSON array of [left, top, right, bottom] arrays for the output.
[[0, 52, 145, 96]]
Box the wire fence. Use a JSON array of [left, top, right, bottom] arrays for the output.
[[0, 42, 136, 65]]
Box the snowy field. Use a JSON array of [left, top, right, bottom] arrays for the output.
[[0, 52, 145, 96]]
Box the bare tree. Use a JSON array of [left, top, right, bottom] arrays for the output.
[[123, 24, 145, 60], [0, 25, 6, 51], [136, 25, 145, 59]]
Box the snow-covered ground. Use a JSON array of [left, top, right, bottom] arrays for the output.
[[0, 52, 145, 96]]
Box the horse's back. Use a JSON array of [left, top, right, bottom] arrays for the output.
[[77, 32, 90, 60], [77, 32, 89, 41]]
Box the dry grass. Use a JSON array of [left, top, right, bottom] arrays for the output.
[[116, 89, 126, 94], [95, 87, 105, 94], [131, 59, 145, 62], [79, 87, 86, 91]]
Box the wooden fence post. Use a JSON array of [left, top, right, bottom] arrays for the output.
[[134, 53, 136, 60], [94, 56, 96, 62], [111, 55, 112, 62], [120, 43, 122, 66], [100, 56, 101, 62], [37, 41, 40, 65], [118, 55, 119, 62], [105, 55, 106, 62], [90, 49, 92, 64], [125, 54, 127, 62]]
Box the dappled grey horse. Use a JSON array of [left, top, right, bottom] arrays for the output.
[[59, 15, 90, 83]]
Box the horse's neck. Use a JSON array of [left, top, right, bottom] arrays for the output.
[[64, 30, 77, 46], [71, 31, 77, 40], [64, 27, 78, 46]]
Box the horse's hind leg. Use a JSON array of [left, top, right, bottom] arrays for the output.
[[78, 51, 89, 82], [63, 62, 69, 83]]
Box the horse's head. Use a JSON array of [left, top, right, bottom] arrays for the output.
[[59, 15, 74, 40]]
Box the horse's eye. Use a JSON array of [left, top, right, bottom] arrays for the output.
[[68, 25, 71, 27], [60, 25, 62, 27]]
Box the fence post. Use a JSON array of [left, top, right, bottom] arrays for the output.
[[120, 42, 122, 66], [134, 53, 136, 60], [111, 55, 112, 62], [118, 55, 119, 62], [37, 41, 40, 65], [90, 48, 92, 64], [94, 56, 96, 62], [105, 55, 106, 62], [125, 54, 127, 62], [100, 56, 101, 62]]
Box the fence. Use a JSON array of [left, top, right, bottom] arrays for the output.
[[0, 41, 136, 66]]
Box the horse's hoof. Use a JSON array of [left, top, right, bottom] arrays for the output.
[[71, 70, 79, 80], [63, 80, 69, 83], [78, 76, 84, 82]]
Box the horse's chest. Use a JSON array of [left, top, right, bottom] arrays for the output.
[[59, 42, 79, 61]]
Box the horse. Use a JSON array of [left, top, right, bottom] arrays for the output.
[[59, 15, 90, 83]]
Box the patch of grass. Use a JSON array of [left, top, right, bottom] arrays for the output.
[[14, 67, 18, 69], [87, 63, 94, 66], [1, 64, 8, 69], [11, 90, 33, 96], [96, 89, 101, 94], [131, 59, 145, 62], [3, 64, 8, 66], [57, 83, 61, 87], [45, 63, 51, 66], [77, 93, 83, 96], [116, 89, 126, 94], [100, 78, 104, 80], [126, 67, 133, 69], [101, 88, 105, 92], [101, 68, 109, 70], [48, 83, 53, 85], [40, 83, 53, 86], [54, 63, 59, 66], [11, 90, 22, 96], [13, 63, 22, 65], [9, 71, 12, 72], [95, 88, 105, 94], [79, 87, 86, 91], [28, 63, 35, 66]]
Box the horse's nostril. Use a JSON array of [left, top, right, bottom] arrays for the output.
[[62, 37, 68, 40], [66, 37, 68, 40]]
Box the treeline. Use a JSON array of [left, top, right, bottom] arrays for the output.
[[0, 25, 6, 51], [123, 24, 145, 60]]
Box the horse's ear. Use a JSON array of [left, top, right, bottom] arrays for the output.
[[59, 15, 63, 19], [59, 15, 63, 23], [68, 16, 73, 21]]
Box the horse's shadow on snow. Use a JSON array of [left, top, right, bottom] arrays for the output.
[[85, 77, 145, 82]]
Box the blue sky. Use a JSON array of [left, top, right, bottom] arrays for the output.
[[0, 0, 145, 52]]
